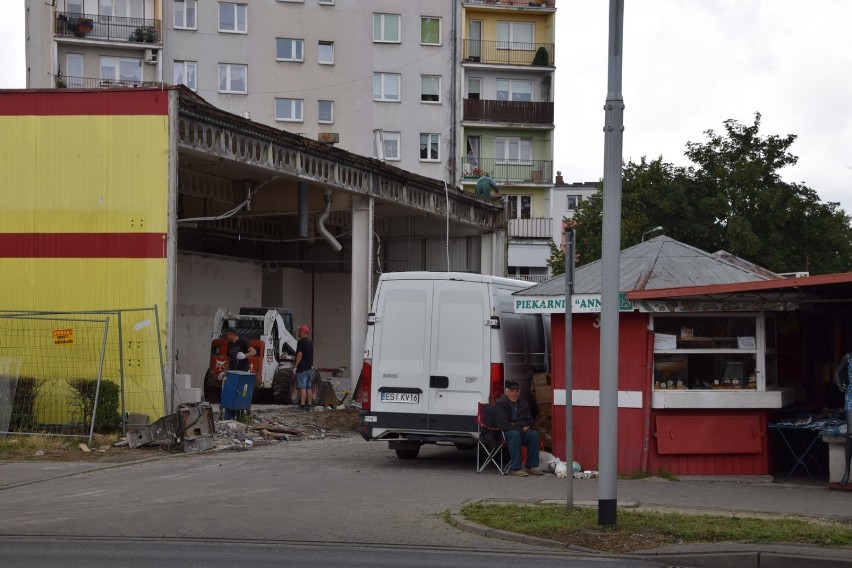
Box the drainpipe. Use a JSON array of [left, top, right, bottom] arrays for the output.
[[316, 189, 342, 252]]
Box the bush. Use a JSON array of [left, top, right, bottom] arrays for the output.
[[9, 377, 45, 433], [532, 46, 549, 66], [67, 378, 121, 433]]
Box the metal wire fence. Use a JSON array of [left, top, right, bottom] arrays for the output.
[[0, 308, 166, 443]]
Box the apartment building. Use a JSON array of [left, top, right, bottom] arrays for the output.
[[460, 0, 557, 282], [25, 0, 558, 275]]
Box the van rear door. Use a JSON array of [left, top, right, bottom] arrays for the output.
[[427, 280, 490, 431]]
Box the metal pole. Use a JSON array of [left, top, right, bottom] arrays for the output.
[[88, 317, 110, 447], [117, 311, 127, 436], [599, 0, 625, 527], [564, 227, 575, 510]]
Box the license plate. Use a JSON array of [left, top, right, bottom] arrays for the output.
[[381, 392, 420, 404]]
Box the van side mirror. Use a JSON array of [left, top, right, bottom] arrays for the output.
[[487, 317, 500, 329], [367, 312, 379, 325]]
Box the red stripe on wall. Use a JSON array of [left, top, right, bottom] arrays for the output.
[[0, 89, 171, 116], [0, 233, 167, 258]]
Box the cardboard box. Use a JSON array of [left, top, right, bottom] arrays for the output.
[[530, 373, 550, 393], [534, 385, 552, 405], [536, 402, 552, 417]]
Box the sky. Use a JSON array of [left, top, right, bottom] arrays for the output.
[[1, 1, 850, 213]]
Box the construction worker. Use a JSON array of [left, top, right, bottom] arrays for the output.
[[294, 324, 314, 411]]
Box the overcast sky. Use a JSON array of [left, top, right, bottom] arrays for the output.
[[2, 1, 850, 213]]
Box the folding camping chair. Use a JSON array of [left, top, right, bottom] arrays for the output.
[[476, 402, 510, 474]]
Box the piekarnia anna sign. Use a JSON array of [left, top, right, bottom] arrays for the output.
[[514, 293, 634, 314]]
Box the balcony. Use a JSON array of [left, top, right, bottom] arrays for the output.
[[463, 40, 554, 66], [465, 0, 556, 7], [461, 157, 553, 184], [55, 75, 165, 89], [55, 12, 161, 44], [464, 99, 553, 125], [509, 273, 552, 284], [509, 218, 553, 239]]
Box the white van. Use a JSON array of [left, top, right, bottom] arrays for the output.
[[357, 272, 548, 459]]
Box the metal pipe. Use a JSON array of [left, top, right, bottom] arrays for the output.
[[316, 189, 342, 252]]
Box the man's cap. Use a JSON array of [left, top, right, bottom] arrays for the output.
[[505, 380, 520, 390], [298, 324, 310, 334], [224, 327, 238, 335]]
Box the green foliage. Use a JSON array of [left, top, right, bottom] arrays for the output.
[[546, 240, 565, 276], [532, 46, 549, 66], [9, 377, 45, 432], [66, 378, 121, 433], [572, 115, 852, 274]]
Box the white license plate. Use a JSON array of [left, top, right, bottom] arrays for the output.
[[381, 392, 420, 404]]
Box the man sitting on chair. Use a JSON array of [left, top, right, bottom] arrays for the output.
[[493, 380, 542, 476]]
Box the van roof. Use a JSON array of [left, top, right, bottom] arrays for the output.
[[377, 271, 534, 290]]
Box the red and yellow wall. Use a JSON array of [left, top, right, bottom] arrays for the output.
[[0, 89, 172, 419]]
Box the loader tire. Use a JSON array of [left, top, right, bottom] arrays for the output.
[[203, 369, 221, 403], [272, 368, 293, 405]]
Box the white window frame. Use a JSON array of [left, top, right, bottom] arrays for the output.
[[218, 2, 247, 34], [174, 60, 197, 91], [419, 133, 440, 162], [99, 56, 142, 84], [496, 79, 533, 102], [373, 73, 400, 102], [318, 100, 333, 124], [467, 77, 481, 100], [373, 13, 400, 43], [318, 0, 334, 4], [65, 53, 84, 87], [420, 75, 441, 103], [174, 0, 197, 30], [497, 21, 534, 50], [495, 137, 532, 163], [275, 98, 304, 122], [420, 17, 441, 46], [218, 63, 247, 94], [276, 38, 304, 62], [375, 131, 400, 161], [318, 41, 334, 65], [566, 195, 581, 211], [506, 195, 532, 220]]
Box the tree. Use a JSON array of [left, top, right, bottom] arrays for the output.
[[546, 240, 565, 276], [571, 114, 852, 274]]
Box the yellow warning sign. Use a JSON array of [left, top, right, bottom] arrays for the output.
[[52, 329, 75, 345]]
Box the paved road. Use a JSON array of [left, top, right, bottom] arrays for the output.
[[1, 434, 851, 562]]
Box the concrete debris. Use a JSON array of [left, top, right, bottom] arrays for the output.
[[78, 443, 91, 452]]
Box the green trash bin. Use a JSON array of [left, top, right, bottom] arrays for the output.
[[221, 370, 256, 420]]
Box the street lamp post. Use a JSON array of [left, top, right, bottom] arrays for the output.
[[641, 226, 663, 242]]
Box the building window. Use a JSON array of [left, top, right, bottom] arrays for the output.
[[496, 79, 532, 102], [276, 38, 304, 62], [373, 73, 400, 102], [174, 60, 197, 91], [318, 100, 333, 123], [219, 2, 247, 33], [373, 13, 400, 43], [65, 53, 83, 87], [276, 98, 303, 121], [497, 21, 534, 50], [420, 75, 441, 103], [218, 63, 247, 93], [174, 0, 197, 30], [421, 17, 440, 45], [566, 195, 582, 211], [496, 137, 531, 162], [318, 41, 334, 65], [467, 77, 481, 100], [420, 133, 440, 162], [506, 195, 532, 219], [100, 56, 142, 84], [318, 0, 334, 4], [374, 131, 400, 161]]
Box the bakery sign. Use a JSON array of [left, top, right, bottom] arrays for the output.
[[514, 293, 634, 314]]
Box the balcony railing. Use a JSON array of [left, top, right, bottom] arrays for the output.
[[462, 157, 552, 183], [509, 218, 553, 239], [509, 273, 552, 284], [463, 40, 554, 66], [465, 0, 556, 7], [55, 12, 161, 44], [464, 99, 553, 125], [56, 75, 165, 89]]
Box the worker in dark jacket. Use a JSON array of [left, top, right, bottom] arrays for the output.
[[492, 380, 541, 476]]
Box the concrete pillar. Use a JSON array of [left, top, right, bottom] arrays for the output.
[[350, 195, 373, 384], [479, 231, 506, 277]]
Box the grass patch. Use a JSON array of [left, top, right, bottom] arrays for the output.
[[461, 503, 852, 554]]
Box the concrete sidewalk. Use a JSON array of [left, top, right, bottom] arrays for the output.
[[1, 438, 851, 567]]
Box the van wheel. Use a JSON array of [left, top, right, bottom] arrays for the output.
[[395, 447, 420, 460]]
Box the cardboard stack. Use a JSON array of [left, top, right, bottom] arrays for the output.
[[530, 372, 552, 451]]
